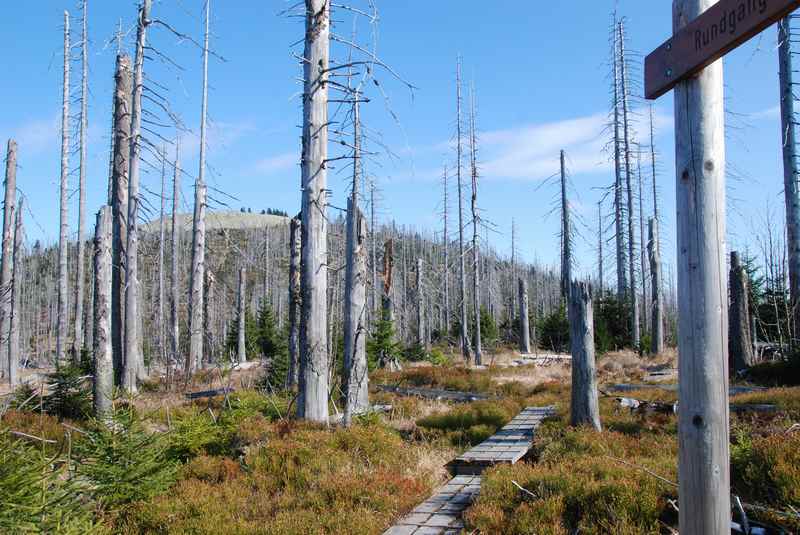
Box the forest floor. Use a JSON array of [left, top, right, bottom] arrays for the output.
[[1, 346, 798, 534]]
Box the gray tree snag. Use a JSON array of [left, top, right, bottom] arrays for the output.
[[187, 0, 210, 375], [57, 10, 71, 365], [343, 200, 368, 425], [568, 281, 601, 431], [612, 21, 627, 300], [8, 197, 23, 387], [560, 150, 571, 300], [729, 251, 754, 375], [204, 270, 216, 366], [93, 207, 113, 419], [618, 21, 640, 350], [415, 257, 426, 349], [123, 0, 151, 393], [157, 147, 167, 365], [237, 265, 247, 364], [298, 0, 330, 423], [469, 85, 481, 365], [442, 165, 450, 335], [73, 0, 89, 357], [597, 201, 604, 296], [455, 58, 471, 363], [779, 17, 800, 344], [648, 218, 664, 355], [111, 54, 132, 384], [518, 278, 531, 354], [287, 215, 301, 390], [0, 140, 17, 382], [637, 154, 649, 334], [170, 141, 181, 368], [674, 1, 731, 532]]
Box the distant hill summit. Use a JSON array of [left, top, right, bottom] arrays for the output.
[[143, 210, 290, 234]]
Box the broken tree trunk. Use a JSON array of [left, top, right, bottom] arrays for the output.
[[568, 281, 601, 431], [8, 197, 23, 387], [287, 215, 301, 390], [729, 251, 754, 375], [519, 278, 531, 354], [93, 207, 113, 419], [779, 17, 800, 345], [73, 0, 89, 357], [648, 218, 664, 355], [673, 1, 731, 532], [111, 54, 131, 385], [343, 200, 368, 425], [0, 140, 17, 382], [57, 11, 70, 365], [297, 0, 330, 423], [237, 265, 246, 364], [204, 270, 216, 366]]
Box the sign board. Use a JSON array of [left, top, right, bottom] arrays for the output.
[[645, 0, 800, 99]]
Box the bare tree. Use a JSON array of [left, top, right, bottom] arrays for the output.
[[416, 258, 426, 349], [648, 218, 664, 354], [204, 270, 216, 366], [455, 57, 470, 363], [237, 265, 246, 364], [170, 141, 181, 367], [729, 251, 753, 374], [441, 165, 450, 335], [343, 199, 368, 424], [518, 278, 531, 354], [597, 200, 604, 295], [0, 140, 17, 382], [560, 150, 571, 300], [297, 0, 331, 423], [93, 207, 113, 419], [73, 0, 89, 356], [568, 281, 601, 431], [287, 215, 301, 390], [57, 11, 71, 365], [157, 146, 167, 365], [469, 84, 481, 365], [611, 18, 627, 300]]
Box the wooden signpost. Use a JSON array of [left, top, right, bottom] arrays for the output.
[[645, 0, 800, 99], [645, 0, 800, 533]]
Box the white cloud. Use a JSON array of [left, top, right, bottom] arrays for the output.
[[252, 152, 298, 175]]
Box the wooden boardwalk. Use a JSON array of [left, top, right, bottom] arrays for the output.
[[384, 406, 554, 534], [447, 406, 555, 476], [376, 384, 492, 403]]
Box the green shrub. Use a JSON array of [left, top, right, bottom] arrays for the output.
[[417, 399, 521, 447], [537, 306, 569, 353], [594, 295, 631, 353], [43, 364, 92, 420]]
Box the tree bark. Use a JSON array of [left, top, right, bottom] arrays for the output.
[[612, 21, 627, 300], [204, 270, 216, 366], [343, 200, 368, 425], [442, 165, 450, 338], [416, 257, 426, 350], [469, 87, 481, 365], [455, 58, 471, 363], [287, 215, 301, 390], [93, 207, 113, 419], [673, 1, 731, 532], [8, 198, 23, 386], [297, 0, 330, 423], [157, 147, 166, 365], [237, 265, 246, 364], [57, 11, 70, 365], [560, 150, 571, 300], [518, 278, 531, 354], [0, 140, 17, 382], [73, 0, 89, 357], [729, 251, 753, 375], [111, 54, 131, 385], [648, 218, 664, 355], [568, 281, 601, 431], [170, 142, 181, 368]]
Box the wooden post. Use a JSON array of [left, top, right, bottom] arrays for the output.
[[237, 265, 246, 364], [8, 198, 23, 387], [343, 201, 368, 425], [518, 278, 531, 354], [0, 140, 17, 382], [287, 215, 301, 390], [673, 1, 730, 532], [57, 11, 70, 365], [729, 251, 754, 375], [568, 281, 601, 431], [111, 54, 131, 384], [93, 207, 113, 419], [779, 17, 800, 344], [298, 0, 330, 423], [648, 218, 665, 355]]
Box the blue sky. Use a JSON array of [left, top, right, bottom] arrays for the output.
[[0, 1, 789, 281]]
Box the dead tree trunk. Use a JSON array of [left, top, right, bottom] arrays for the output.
[[619, 21, 640, 349], [442, 165, 450, 337], [597, 201, 604, 295], [57, 11, 70, 365], [204, 270, 216, 366], [237, 265, 246, 364], [187, 0, 210, 375], [8, 198, 23, 387], [297, 0, 330, 423], [455, 58, 471, 363], [380, 239, 399, 371], [93, 207, 113, 419], [287, 215, 301, 390], [469, 86, 481, 365], [73, 0, 89, 356], [157, 147, 166, 365], [111, 54, 131, 385], [779, 17, 800, 344], [612, 21, 627, 300], [123, 0, 151, 392], [0, 140, 17, 382], [170, 142, 180, 368], [638, 154, 649, 335], [674, 1, 731, 531], [568, 281, 601, 431], [729, 251, 754, 375], [416, 257, 426, 349], [518, 277, 531, 354], [343, 200, 368, 424], [648, 218, 664, 355], [560, 150, 571, 300]]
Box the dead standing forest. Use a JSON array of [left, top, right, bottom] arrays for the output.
[[0, 1, 799, 534]]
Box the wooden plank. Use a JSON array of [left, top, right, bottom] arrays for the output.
[[376, 384, 492, 403], [645, 0, 800, 99], [383, 475, 481, 535]]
